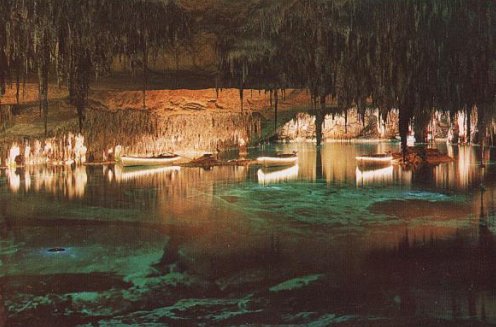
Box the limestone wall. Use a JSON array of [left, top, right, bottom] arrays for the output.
[[83, 107, 261, 158], [278, 109, 400, 141]]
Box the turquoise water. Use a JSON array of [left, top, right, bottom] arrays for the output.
[[1, 142, 496, 326]]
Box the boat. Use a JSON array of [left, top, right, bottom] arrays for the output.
[[355, 153, 393, 163], [120, 154, 181, 167], [256, 153, 298, 167]]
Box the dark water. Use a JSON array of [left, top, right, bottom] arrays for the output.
[[1, 142, 496, 326]]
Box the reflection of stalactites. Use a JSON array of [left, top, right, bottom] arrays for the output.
[[63, 166, 83, 199], [355, 165, 393, 187], [321, 143, 358, 184], [437, 145, 487, 191], [397, 166, 412, 186], [38, 168, 54, 193], [257, 165, 299, 185], [457, 146, 471, 189], [71, 166, 88, 199], [109, 168, 115, 183], [24, 170, 31, 192], [8, 166, 88, 199], [455, 145, 481, 190], [114, 165, 181, 183], [6, 168, 20, 193], [434, 163, 449, 188]]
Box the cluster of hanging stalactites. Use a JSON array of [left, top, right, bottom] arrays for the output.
[[216, 0, 496, 147], [0, 0, 190, 133], [1, 133, 87, 168]]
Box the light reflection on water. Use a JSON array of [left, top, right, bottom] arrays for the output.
[[112, 165, 181, 183], [257, 164, 299, 185], [2, 142, 489, 197], [2, 142, 496, 325], [356, 165, 394, 186], [3, 165, 88, 198]]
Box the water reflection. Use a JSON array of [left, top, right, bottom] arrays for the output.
[[2, 142, 491, 198], [434, 144, 486, 190], [356, 165, 393, 186], [5, 168, 20, 193], [2, 142, 496, 325], [112, 165, 181, 183], [257, 164, 299, 185], [3, 165, 87, 198], [269, 142, 488, 191], [366, 220, 496, 322]]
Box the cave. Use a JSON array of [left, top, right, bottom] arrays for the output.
[[0, 1, 495, 325]]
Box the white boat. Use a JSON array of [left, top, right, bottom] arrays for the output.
[[120, 154, 180, 167], [256, 153, 298, 167], [355, 153, 393, 163]]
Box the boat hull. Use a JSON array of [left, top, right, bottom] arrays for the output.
[[120, 156, 180, 167], [256, 156, 298, 167]]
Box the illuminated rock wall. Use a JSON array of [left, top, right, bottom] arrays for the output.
[[83, 107, 261, 158], [278, 109, 400, 141], [90, 88, 309, 113], [278, 109, 457, 142]]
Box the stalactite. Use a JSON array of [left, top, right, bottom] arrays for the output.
[[15, 63, 20, 105], [274, 88, 278, 133], [215, 74, 220, 99], [477, 104, 487, 145], [216, 0, 495, 146], [143, 38, 148, 109], [0, 0, 494, 151], [37, 31, 49, 137], [80, 108, 261, 158], [316, 95, 325, 146], [466, 106, 472, 144], [399, 105, 412, 160], [344, 109, 348, 134], [239, 79, 244, 111], [0, 0, 191, 136]]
